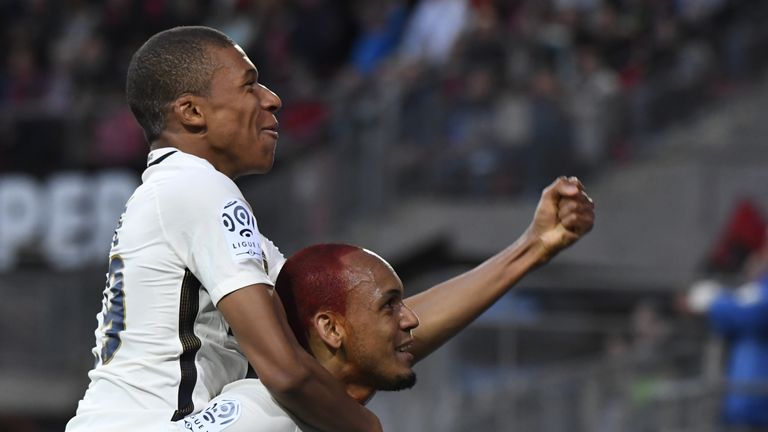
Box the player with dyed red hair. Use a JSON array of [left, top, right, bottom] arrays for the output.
[[177, 177, 595, 431]]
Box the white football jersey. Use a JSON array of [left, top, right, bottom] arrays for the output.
[[67, 148, 286, 431], [174, 379, 316, 432]]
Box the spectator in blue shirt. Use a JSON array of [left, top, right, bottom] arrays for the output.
[[688, 237, 768, 429]]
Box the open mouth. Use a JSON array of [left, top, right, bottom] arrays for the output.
[[396, 339, 414, 358]]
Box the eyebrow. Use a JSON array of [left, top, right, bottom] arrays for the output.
[[378, 286, 403, 307]]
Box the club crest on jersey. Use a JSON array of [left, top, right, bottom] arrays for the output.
[[221, 199, 263, 262]]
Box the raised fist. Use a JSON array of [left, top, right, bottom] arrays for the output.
[[527, 176, 595, 262]]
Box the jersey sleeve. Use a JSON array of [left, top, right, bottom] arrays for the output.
[[261, 235, 287, 283], [154, 173, 276, 305]]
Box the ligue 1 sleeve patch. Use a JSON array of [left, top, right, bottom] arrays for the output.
[[177, 399, 241, 431], [220, 199, 263, 262]]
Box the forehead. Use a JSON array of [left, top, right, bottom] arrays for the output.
[[346, 251, 403, 310], [209, 43, 256, 80], [343, 251, 403, 307]]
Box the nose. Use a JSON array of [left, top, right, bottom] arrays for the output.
[[259, 83, 282, 112], [400, 301, 420, 332]]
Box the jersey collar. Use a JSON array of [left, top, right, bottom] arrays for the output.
[[146, 148, 179, 167]]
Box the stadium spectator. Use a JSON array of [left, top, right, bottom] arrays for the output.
[[349, 1, 409, 76], [687, 225, 768, 430], [398, 0, 469, 67]]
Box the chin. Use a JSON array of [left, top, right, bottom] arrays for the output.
[[235, 163, 274, 178], [256, 157, 276, 174], [377, 371, 416, 392], [254, 164, 274, 174]]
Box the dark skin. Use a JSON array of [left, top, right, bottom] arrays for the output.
[[304, 177, 595, 404], [155, 44, 281, 178], [308, 250, 420, 404], [154, 43, 382, 432], [404, 176, 594, 362]]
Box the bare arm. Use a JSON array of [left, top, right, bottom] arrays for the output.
[[218, 284, 382, 432], [405, 177, 595, 362]]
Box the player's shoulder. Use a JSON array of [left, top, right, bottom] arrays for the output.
[[178, 379, 301, 432], [221, 378, 270, 396], [219, 379, 283, 413]]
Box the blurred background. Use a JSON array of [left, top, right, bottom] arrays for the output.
[[2, 0, 768, 431]]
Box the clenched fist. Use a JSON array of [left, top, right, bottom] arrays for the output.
[[527, 176, 595, 263]]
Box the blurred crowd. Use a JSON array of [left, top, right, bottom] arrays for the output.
[[1, 0, 766, 195]]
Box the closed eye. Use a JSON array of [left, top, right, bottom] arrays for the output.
[[243, 69, 258, 89], [382, 295, 403, 312]]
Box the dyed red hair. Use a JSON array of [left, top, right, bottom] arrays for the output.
[[275, 244, 362, 351]]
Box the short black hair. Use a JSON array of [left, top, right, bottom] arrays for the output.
[[126, 26, 235, 143]]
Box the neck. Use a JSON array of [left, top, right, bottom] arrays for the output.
[[151, 134, 237, 178], [344, 382, 377, 405], [316, 352, 376, 405]]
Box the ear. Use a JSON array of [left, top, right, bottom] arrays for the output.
[[172, 94, 206, 129], [313, 311, 345, 350]]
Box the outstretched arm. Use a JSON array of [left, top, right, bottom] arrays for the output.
[[219, 284, 382, 432], [404, 177, 594, 362]]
